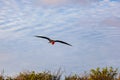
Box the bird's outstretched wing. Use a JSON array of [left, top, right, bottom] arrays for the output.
[[55, 40, 72, 46], [35, 36, 51, 41]]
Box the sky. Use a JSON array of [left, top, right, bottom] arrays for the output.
[[0, 0, 120, 76]]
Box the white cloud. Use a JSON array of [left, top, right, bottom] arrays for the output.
[[103, 17, 120, 27]]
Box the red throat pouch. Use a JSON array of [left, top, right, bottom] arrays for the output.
[[51, 41, 55, 45]]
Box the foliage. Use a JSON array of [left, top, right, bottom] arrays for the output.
[[0, 67, 120, 80], [13, 71, 61, 80], [89, 67, 118, 80], [65, 74, 88, 80], [65, 67, 119, 80], [0, 75, 4, 80]]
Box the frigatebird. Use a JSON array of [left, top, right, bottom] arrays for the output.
[[35, 36, 72, 46]]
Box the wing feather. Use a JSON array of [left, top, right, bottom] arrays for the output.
[[35, 36, 51, 41], [55, 40, 72, 46]]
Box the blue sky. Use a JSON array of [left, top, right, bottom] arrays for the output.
[[0, 0, 120, 76]]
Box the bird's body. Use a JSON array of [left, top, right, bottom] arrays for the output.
[[49, 40, 55, 45], [35, 36, 72, 46]]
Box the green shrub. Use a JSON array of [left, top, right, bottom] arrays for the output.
[[89, 67, 118, 80], [14, 71, 50, 80], [0, 67, 119, 80], [65, 72, 89, 80], [14, 70, 61, 80]]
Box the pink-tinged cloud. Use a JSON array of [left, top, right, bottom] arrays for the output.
[[40, 0, 66, 5], [103, 0, 109, 2], [34, 0, 66, 6], [34, 0, 98, 7], [0, 53, 13, 63], [69, 0, 98, 5], [103, 17, 120, 27]]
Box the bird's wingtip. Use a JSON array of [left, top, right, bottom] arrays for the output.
[[35, 35, 40, 37]]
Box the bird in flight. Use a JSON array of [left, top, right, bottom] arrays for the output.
[[35, 36, 72, 46]]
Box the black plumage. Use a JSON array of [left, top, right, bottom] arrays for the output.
[[35, 36, 72, 46]]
